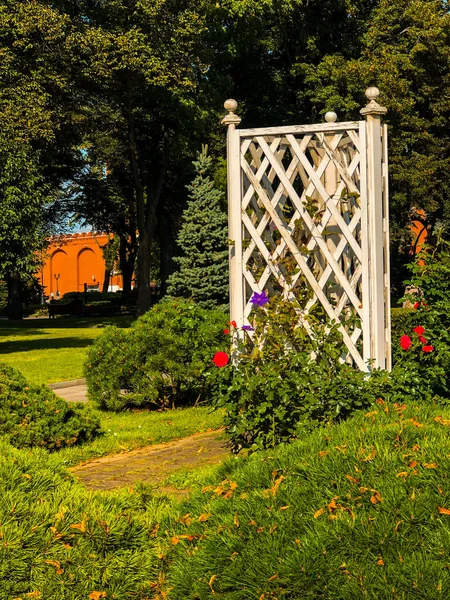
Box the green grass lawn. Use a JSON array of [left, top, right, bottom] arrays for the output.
[[0, 315, 134, 384]]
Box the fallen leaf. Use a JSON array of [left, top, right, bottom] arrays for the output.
[[328, 497, 340, 512], [424, 463, 438, 469], [370, 490, 384, 504], [408, 461, 418, 468], [234, 514, 240, 528], [345, 474, 360, 484], [314, 508, 325, 519], [197, 513, 211, 523], [377, 558, 384, 566], [319, 450, 329, 457], [363, 448, 377, 462], [171, 537, 180, 545], [438, 507, 450, 515], [394, 520, 403, 533], [89, 593, 107, 600], [208, 574, 217, 594], [279, 505, 290, 510], [396, 472, 409, 478], [268, 574, 279, 582], [270, 475, 285, 497], [70, 521, 86, 533], [178, 514, 192, 526], [364, 411, 378, 419]]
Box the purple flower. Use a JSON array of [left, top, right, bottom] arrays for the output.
[[250, 291, 269, 307], [242, 325, 254, 331]]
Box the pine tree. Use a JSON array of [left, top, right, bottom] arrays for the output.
[[167, 147, 229, 308]]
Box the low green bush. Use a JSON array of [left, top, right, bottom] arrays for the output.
[[0, 438, 174, 599], [0, 362, 101, 450], [85, 299, 228, 411], [211, 291, 450, 452]]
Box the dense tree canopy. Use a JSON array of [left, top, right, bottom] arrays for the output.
[[1, 0, 449, 315]]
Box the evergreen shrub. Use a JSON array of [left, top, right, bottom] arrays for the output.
[[163, 402, 450, 599], [166, 147, 229, 308], [86, 299, 228, 411], [0, 362, 101, 450], [0, 439, 170, 598]]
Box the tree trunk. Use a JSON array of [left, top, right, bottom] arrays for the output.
[[136, 228, 153, 315], [157, 204, 176, 298], [6, 271, 23, 320], [117, 229, 137, 299], [102, 268, 111, 293]]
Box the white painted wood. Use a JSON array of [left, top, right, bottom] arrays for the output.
[[364, 111, 387, 369], [240, 121, 360, 137], [382, 124, 392, 370], [223, 90, 390, 371], [359, 121, 371, 369]]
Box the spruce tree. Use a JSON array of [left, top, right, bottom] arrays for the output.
[[167, 147, 229, 308]]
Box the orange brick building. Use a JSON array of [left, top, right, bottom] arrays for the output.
[[39, 232, 123, 298]]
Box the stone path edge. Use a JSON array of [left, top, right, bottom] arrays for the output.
[[49, 378, 87, 390]]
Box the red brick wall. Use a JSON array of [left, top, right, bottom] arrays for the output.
[[39, 232, 123, 297]]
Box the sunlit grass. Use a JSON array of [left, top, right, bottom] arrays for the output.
[[0, 315, 133, 384]]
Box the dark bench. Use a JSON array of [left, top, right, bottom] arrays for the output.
[[48, 300, 84, 319]]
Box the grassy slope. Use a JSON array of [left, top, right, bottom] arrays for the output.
[[162, 400, 450, 599], [0, 316, 133, 384], [5, 401, 450, 598]]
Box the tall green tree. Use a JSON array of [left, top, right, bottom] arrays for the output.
[[0, 0, 82, 317], [167, 147, 229, 308], [67, 0, 214, 314], [295, 0, 450, 286]]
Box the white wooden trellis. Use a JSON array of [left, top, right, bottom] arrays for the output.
[[222, 87, 391, 372]]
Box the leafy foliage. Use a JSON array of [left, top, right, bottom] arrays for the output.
[[85, 299, 228, 411], [0, 362, 101, 450], [167, 147, 229, 308], [210, 297, 380, 451]]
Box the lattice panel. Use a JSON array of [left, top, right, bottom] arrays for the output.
[[224, 91, 390, 372], [238, 126, 367, 369]]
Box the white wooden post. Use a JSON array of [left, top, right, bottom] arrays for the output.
[[360, 87, 389, 370], [222, 100, 244, 350]]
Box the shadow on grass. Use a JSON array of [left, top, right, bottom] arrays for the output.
[[0, 315, 135, 331], [0, 336, 96, 354]]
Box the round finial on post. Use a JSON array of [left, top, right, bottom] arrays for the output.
[[222, 99, 241, 127], [365, 87, 380, 102], [224, 99, 238, 113], [360, 86, 387, 117], [324, 111, 337, 123]]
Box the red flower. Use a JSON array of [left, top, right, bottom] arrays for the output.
[[229, 320, 237, 328], [422, 345, 434, 353], [413, 326, 425, 336], [418, 335, 427, 344], [400, 335, 412, 351], [413, 302, 420, 310], [213, 351, 229, 367], [223, 329, 229, 335]]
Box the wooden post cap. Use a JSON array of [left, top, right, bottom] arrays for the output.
[[360, 87, 387, 117], [222, 99, 241, 126]]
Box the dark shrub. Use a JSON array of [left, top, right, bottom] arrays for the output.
[[0, 362, 101, 450], [85, 299, 228, 411]]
